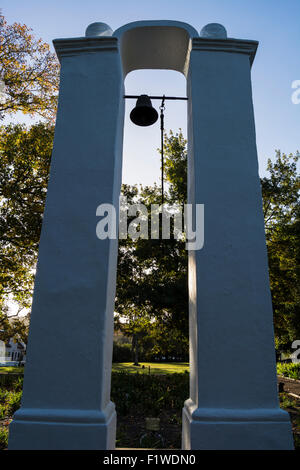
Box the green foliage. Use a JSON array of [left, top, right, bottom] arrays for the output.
[[0, 371, 299, 449], [0, 390, 8, 419], [0, 14, 59, 122], [0, 119, 298, 356], [0, 375, 23, 420], [279, 393, 299, 410], [148, 322, 189, 361], [116, 135, 299, 354], [0, 122, 54, 341], [278, 392, 300, 450], [112, 342, 133, 363], [293, 433, 300, 450], [277, 362, 300, 380], [111, 372, 189, 417], [2, 389, 22, 416], [115, 306, 154, 365], [0, 367, 24, 375], [261, 151, 300, 350], [139, 430, 164, 449], [163, 130, 187, 204], [116, 132, 189, 358], [0, 373, 23, 388], [0, 12, 58, 342], [0, 426, 8, 450], [0, 312, 28, 344], [262, 152, 299, 234]]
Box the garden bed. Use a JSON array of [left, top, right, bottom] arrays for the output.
[[0, 370, 299, 449]]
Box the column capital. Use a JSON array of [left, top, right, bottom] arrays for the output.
[[192, 37, 258, 66], [53, 36, 118, 62]]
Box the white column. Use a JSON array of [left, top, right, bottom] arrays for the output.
[[182, 24, 294, 450], [9, 24, 124, 449]]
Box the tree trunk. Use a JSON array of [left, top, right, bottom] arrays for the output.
[[132, 334, 139, 366]]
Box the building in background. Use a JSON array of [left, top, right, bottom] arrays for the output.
[[0, 338, 26, 366]]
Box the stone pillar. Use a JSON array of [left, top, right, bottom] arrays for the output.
[[9, 23, 124, 450], [182, 24, 294, 450]]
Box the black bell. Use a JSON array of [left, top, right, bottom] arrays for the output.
[[130, 94, 158, 127]]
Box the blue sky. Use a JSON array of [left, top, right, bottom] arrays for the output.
[[2, 0, 299, 186]]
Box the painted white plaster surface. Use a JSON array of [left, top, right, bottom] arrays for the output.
[[200, 23, 227, 38], [85, 22, 113, 37], [9, 32, 123, 450], [183, 31, 293, 450]]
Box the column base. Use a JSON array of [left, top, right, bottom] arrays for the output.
[[8, 401, 116, 450], [182, 399, 294, 450]]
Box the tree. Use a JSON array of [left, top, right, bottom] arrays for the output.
[[0, 123, 54, 315], [0, 116, 297, 354], [149, 316, 189, 361], [261, 151, 300, 350], [115, 305, 152, 365], [117, 136, 299, 355], [0, 14, 59, 121], [115, 131, 189, 358], [163, 129, 187, 204], [262, 151, 299, 236], [0, 13, 58, 341], [0, 307, 29, 345]]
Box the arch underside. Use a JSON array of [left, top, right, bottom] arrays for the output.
[[114, 20, 199, 77]]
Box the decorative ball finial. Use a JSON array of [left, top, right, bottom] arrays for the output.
[[200, 23, 227, 39], [85, 22, 113, 37]]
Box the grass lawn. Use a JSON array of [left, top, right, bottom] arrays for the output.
[[112, 362, 189, 375], [0, 363, 189, 375], [0, 367, 24, 374]]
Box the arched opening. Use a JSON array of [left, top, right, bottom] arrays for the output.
[[122, 69, 187, 186], [110, 21, 196, 449], [113, 66, 188, 448]]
